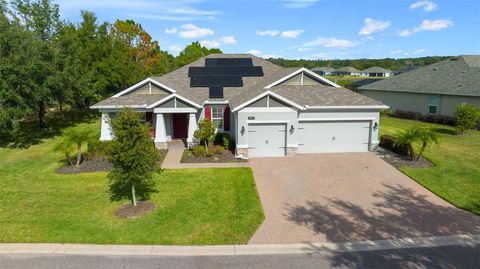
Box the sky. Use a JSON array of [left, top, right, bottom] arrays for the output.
[[56, 0, 480, 60]]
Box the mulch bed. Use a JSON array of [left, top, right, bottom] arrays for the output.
[[114, 201, 155, 219], [56, 159, 112, 174], [376, 147, 434, 169], [181, 149, 247, 163]]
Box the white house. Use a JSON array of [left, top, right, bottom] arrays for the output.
[[91, 54, 388, 158]]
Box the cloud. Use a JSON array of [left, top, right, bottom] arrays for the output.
[[246, 49, 262, 56], [413, 48, 427, 55], [281, 29, 305, 39], [165, 27, 178, 34], [390, 49, 427, 56], [297, 47, 312, 52], [409, 0, 438, 12], [399, 19, 453, 36], [219, 35, 236, 45], [281, 0, 320, 9], [179, 24, 214, 39], [390, 50, 403, 55], [200, 40, 220, 48], [255, 30, 279, 37], [302, 37, 358, 48], [168, 45, 183, 53], [246, 49, 280, 58], [359, 18, 391, 35]]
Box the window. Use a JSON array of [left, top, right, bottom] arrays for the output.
[[211, 107, 224, 129], [428, 96, 439, 115]]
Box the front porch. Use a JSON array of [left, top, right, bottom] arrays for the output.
[[153, 108, 198, 150]]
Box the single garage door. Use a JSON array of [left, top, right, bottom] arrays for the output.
[[248, 123, 286, 157], [298, 121, 371, 153]]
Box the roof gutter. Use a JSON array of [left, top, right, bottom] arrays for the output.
[[89, 104, 149, 109]]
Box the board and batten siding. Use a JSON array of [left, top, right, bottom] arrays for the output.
[[359, 90, 480, 117]]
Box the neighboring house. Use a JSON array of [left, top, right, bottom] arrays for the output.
[[393, 66, 419, 75], [358, 55, 480, 117], [91, 54, 387, 158], [311, 67, 335, 76], [332, 66, 362, 76], [361, 66, 392, 77], [347, 79, 383, 92]]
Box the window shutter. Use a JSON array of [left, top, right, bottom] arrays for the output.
[[223, 106, 230, 131], [205, 106, 212, 120]]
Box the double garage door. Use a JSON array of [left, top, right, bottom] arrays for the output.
[[248, 120, 371, 157]]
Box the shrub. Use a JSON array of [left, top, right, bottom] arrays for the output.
[[380, 109, 393, 117], [194, 119, 216, 151], [379, 135, 412, 158], [393, 110, 424, 121], [87, 140, 111, 161], [455, 104, 480, 134], [210, 145, 225, 155], [192, 145, 208, 157], [214, 133, 232, 149], [423, 114, 455, 126]]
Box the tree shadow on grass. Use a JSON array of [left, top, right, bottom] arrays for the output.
[[285, 184, 480, 268], [432, 127, 458, 136], [0, 109, 98, 149], [286, 184, 480, 243]]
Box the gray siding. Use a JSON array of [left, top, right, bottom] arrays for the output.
[[158, 99, 175, 108]]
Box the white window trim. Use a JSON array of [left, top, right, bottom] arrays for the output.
[[211, 106, 224, 131]]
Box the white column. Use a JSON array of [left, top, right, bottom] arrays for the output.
[[187, 113, 197, 143], [154, 113, 167, 142], [100, 113, 113, 141]]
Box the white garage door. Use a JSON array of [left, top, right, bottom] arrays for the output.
[[248, 123, 286, 157], [298, 121, 371, 153]]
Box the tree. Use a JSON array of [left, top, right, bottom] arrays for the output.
[[63, 127, 94, 166], [107, 109, 161, 206], [176, 41, 222, 66], [194, 118, 216, 151], [455, 104, 480, 135], [415, 128, 440, 161]]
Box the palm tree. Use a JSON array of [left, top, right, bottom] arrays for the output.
[[415, 128, 440, 161], [64, 127, 94, 166]]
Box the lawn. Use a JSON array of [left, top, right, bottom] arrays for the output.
[[380, 116, 480, 215], [0, 114, 264, 245]]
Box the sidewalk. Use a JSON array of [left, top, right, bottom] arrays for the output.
[[1, 234, 479, 256], [161, 140, 249, 169]]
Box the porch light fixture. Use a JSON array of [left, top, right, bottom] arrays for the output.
[[241, 126, 246, 135], [290, 125, 295, 134], [373, 122, 378, 131]]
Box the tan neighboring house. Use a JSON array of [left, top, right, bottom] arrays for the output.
[[358, 55, 480, 117]]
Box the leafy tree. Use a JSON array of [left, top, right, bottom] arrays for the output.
[[415, 128, 440, 161], [54, 137, 75, 166], [63, 127, 95, 166], [394, 127, 440, 161], [194, 118, 216, 151], [176, 41, 222, 66], [107, 109, 161, 206], [455, 104, 480, 134]]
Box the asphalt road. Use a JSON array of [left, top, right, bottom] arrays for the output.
[[1, 244, 479, 269]]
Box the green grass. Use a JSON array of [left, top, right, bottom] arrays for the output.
[[380, 116, 480, 215], [0, 116, 264, 245]]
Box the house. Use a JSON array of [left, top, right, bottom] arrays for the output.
[[361, 66, 392, 77], [332, 66, 362, 76], [346, 79, 383, 92], [393, 66, 419, 75], [358, 55, 480, 117], [311, 67, 335, 76], [91, 54, 387, 158]]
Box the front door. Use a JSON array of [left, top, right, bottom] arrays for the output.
[[172, 113, 188, 139]]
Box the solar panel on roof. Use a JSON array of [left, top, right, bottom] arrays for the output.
[[188, 66, 264, 77], [205, 58, 253, 67], [190, 76, 243, 87], [208, 87, 224, 98]]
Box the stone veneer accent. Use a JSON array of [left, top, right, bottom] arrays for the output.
[[155, 142, 168, 150]]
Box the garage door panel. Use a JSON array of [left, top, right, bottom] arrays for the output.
[[298, 121, 370, 153], [248, 123, 286, 157]]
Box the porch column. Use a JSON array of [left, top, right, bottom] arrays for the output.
[[100, 113, 113, 141], [187, 113, 197, 145], [154, 113, 167, 143]]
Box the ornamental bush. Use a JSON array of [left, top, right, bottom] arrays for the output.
[[455, 104, 480, 134]]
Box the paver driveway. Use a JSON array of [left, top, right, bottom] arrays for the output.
[[248, 152, 480, 244]]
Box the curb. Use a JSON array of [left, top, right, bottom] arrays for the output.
[[1, 234, 479, 256]]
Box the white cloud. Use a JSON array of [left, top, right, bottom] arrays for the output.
[[255, 30, 279, 37], [297, 47, 312, 52], [409, 0, 438, 12], [165, 27, 177, 34], [281, 0, 320, 9], [399, 19, 453, 36], [200, 40, 220, 48], [168, 45, 183, 53], [413, 49, 427, 55], [390, 50, 403, 55], [178, 24, 214, 39], [219, 35, 236, 45], [281, 29, 305, 39], [246, 49, 262, 56], [245, 49, 280, 58], [302, 37, 358, 48], [359, 18, 391, 35]]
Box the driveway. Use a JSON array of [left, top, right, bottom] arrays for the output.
[[248, 153, 480, 244]]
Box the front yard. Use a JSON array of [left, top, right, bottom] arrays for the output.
[[0, 118, 264, 245], [380, 116, 480, 215]]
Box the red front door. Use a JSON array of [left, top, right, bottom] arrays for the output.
[[173, 113, 188, 139]]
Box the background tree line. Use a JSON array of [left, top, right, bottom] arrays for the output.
[[0, 0, 221, 133], [268, 56, 451, 71]]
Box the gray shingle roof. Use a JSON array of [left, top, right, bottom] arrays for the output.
[[362, 66, 392, 73], [358, 55, 480, 97], [270, 85, 383, 107], [311, 67, 335, 72], [334, 66, 361, 73], [90, 94, 167, 108]]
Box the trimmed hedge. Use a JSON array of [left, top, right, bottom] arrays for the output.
[[379, 135, 411, 157], [392, 110, 456, 126]]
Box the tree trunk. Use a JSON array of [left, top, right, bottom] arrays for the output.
[[204, 140, 208, 151], [131, 184, 137, 207], [76, 144, 82, 166], [59, 102, 65, 119], [38, 101, 46, 129], [416, 142, 427, 162], [65, 153, 73, 166]]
